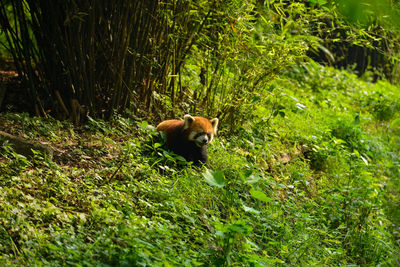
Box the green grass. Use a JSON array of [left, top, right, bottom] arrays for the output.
[[1, 61, 399, 266]]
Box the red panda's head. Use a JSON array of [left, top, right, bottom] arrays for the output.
[[183, 114, 218, 147]]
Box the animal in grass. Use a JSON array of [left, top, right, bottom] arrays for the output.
[[156, 114, 219, 166]]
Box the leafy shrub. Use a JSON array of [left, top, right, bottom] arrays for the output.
[[362, 92, 400, 121]]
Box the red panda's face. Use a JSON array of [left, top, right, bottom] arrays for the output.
[[183, 115, 218, 147]]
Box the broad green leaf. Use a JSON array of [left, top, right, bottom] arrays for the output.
[[245, 174, 260, 185], [202, 169, 225, 188], [243, 204, 260, 214], [250, 189, 272, 203]]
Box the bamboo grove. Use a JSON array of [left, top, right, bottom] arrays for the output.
[[1, 0, 399, 126]]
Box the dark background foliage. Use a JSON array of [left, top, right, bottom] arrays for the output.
[[1, 0, 398, 123]]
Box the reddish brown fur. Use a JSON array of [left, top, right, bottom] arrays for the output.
[[156, 115, 218, 166], [156, 116, 216, 140], [156, 119, 185, 140], [186, 116, 215, 132]]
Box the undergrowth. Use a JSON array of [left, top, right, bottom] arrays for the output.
[[0, 61, 399, 266]]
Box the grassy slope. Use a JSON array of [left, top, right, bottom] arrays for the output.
[[0, 61, 399, 266]]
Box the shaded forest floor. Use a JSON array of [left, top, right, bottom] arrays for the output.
[[0, 58, 31, 114]]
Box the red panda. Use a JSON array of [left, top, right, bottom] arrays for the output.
[[156, 114, 219, 166]]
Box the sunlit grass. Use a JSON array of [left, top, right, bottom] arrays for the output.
[[0, 62, 399, 265]]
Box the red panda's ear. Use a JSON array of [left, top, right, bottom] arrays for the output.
[[210, 118, 218, 132], [183, 114, 195, 129]]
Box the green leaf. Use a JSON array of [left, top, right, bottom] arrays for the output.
[[245, 174, 260, 185], [202, 169, 225, 188], [243, 204, 260, 214], [360, 155, 369, 166], [390, 117, 400, 129], [353, 113, 360, 125], [296, 102, 306, 110], [175, 155, 187, 162], [153, 143, 162, 148], [137, 120, 149, 129], [250, 189, 272, 203]]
